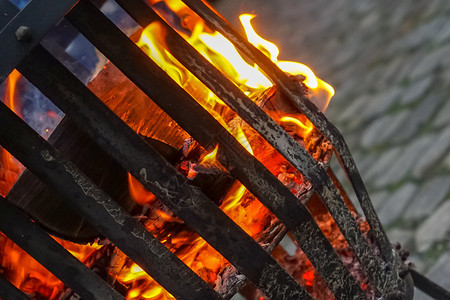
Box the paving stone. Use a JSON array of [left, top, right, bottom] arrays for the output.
[[433, 99, 450, 128], [364, 147, 403, 183], [361, 111, 409, 148], [405, 176, 450, 221], [217, 0, 450, 275], [378, 183, 417, 225], [361, 87, 402, 119], [412, 126, 450, 178], [230, 293, 246, 300], [408, 254, 427, 274], [445, 153, 450, 170], [409, 43, 450, 80], [369, 190, 389, 212], [434, 19, 450, 44], [387, 4, 410, 28], [355, 152, 378, 176], [400, 76, 433, 105], [421, 0, 450, 21], [374, 135, 433, 187], [381, 56, 406, 87], [402, 16, 448, 50], [414, 252, 450, 300], [413, 288, 432, 300], [394, 99, 440, 143], [394, 52, 424, 84], [415, 200, 450, 252], [387, 228, 415, 250], [425, 252, 450, 290], [335, 94, 374, 124]]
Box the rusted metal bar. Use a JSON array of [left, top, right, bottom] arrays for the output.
[[108, 0, 396, 297], [180, 0, 404, 293], [65, 1, 371, 298], [179, 0, 393, 262], [0, 0, 79, 83], [0, 102, 221, 300], [0, 196, 124, 300], [0, 273, 30, 300], [111, 1, 366, 298], [18, 43, 311, 299]]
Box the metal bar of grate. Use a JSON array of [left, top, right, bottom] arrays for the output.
[[180, 0, 394, 264], [180, 0, 405, 294], [18, 40, 311, 299], [0, 196, 124, 300], [0, 0, 415, 298], [65, 1, 370, 297], [0, 273, 30, 300], [410, 269, 450, 300], [112, 1, 366, 298], [0, 0, 17, 28], [0, 102, 221, 300], [110, 0, 392, 296], [0, 0, 78, 82]]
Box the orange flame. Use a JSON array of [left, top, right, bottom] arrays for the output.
[[200, 144, 219, 164], [235, 126, 254, 155], [119, 2, 335, 299], [0, 232, 102, 299], [239, 14, 334, 112], [1, 1, 335, 299], [128, 173, 156, 205], [280, 116, 313, 135], [0, 70, 25, 197]]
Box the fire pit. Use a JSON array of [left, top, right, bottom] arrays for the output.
[[1, 0, 447, 299]]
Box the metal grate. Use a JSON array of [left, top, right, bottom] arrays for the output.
[[0, 0, 422, 299]]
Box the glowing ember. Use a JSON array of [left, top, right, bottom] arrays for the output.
[[0, 0, 336, 299], [0, 232, 102, 299], [113, 3, 335, 298]]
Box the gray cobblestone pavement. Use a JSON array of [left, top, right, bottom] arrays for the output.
[[216, 0, 450, 297]]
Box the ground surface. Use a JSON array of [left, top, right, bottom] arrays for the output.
[[214, 1, 450, 298]]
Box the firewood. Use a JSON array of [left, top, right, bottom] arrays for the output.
[[5, 58, 318, 245]]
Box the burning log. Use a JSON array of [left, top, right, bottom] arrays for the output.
[[0, 0, 421, 298]]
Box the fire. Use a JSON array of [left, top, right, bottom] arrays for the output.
[[199, 143, 218, 164], [280, 116, 313, 135], [0, 70, 25, 197], [239, 14, 334, 112], [235, 126, 254, 155], [119, 1, 335, 299], [128, 173, 156, 205], [1, 1, 336, 299], [0, 232, 102, 299]]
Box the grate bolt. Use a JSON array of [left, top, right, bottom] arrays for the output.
[[15, 26, 32, 42]]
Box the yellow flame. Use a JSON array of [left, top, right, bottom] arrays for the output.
[[239, 14, 279, 62], [235, 126, 254, 155], [120, 5, 336, 300], [280, 116, 313, 134], [143, 287, 163, 298], [191, 23, 272, 90], [221, 184, 247, 211], [200, 144, 219, 164], [137, 22, 185, 86], [239, 14, 334, 109]]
